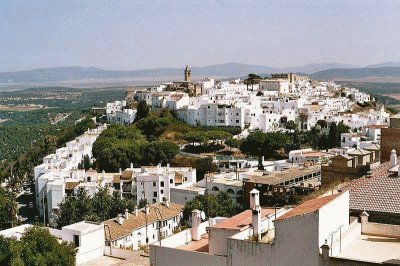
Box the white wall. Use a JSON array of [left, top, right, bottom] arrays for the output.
[[150, 245, 227, 266]]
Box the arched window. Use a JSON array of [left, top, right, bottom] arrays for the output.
[[211, 186, 219, 192], [227, 188, 235, 194]]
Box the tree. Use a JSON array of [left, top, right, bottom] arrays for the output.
[[182, 191, 235, 225], [91, 187, 113, 221], [206, 130, 231, 145], [298, 108, 309, 131], [262, 132, 290, 159], [141, 141, 180, 166], [240, 131, 266, 170], [328, 122, 338, 148], [225, 137, 242, 151], [0, 226, 76, 266], [246, 73, 262, 91], [0, 187, 17, 229], [138, 198, 148, 208], [184, 131, 209, 146], [135, 100, 150, 121], [284, 120, 297, 132], [57, 187, 93, 227]]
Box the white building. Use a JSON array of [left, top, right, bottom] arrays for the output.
[[0, 221, 106, 265], [34, 125, 107, 223], [150, 190, 400, 266], [104, 202, 183, 250], [106, 100, 136, 124]]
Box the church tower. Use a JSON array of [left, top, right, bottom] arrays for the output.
[[184, 65, 191, 82]]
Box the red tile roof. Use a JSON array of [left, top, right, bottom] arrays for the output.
[[341, 160, 400, 215], [213, 208, 275, 230], [275, 194, 340, 222]]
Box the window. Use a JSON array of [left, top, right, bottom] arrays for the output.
[[153, 182, 156, 187], [170, 179, 173, 184], [73, 235, 80, 247], [160, 181, 164, 187], [153, 192, 157, 197], [161, 189, 164, 194]]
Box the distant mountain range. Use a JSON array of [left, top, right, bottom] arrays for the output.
[[1, 62, 400, 84], [309, 67, 400, 81]]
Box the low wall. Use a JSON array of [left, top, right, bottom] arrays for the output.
[[103, 247, 139, 259], [150, 245, 226, 266], [48, 228, 63, 239], [331, 221, 361, 256], [362, 222, 400, 238]]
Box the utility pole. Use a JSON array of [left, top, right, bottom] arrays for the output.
[[42, 190, 46, 226]]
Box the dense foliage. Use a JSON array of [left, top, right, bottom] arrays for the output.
[[182, 191, 236, 225], [0, 226, 76, 266], [0, 187, 18, 229], [92, 124, 180, 172], [239, 122, 350, 169], [57, 187, 135, 228], [1, 117, 96, 190]]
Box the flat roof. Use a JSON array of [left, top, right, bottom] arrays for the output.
[[177, 234, 209, 252], [246, 165, 321, 185], [62, 221, 102, 233], [213, 208, 275, 230], [333, 234, 400, 264]]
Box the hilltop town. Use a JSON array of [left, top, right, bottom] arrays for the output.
[[1, 65, 399, 266]]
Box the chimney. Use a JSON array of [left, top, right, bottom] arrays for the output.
[[134, 206, 138, 216], [117, 214, 124, 225], [145, 204, 150, 214], [249, 189, 259, 209], [124, 209, 129, 220], [119, 168, 122, 174], [390, 149, 397, 168], [130, 162, 133, 169], [360, 210, 369, 234], [252, 205, 261, 241], [320, 240, 330, 262], [165, 199, 170, 208], [191, 209, 202, 241]]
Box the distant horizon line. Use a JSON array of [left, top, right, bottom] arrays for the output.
[[3, 60, 400, 73]]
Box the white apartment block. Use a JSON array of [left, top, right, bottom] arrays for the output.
[[34, 125, 107, 223], [135, 165, 196, 205], [132, 75, 387, 134], [104, 202, 183, 250], [106, 100, 136, 124]]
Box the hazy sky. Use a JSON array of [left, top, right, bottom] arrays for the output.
[[1, 0, 400, 72]]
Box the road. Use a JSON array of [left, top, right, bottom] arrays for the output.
[[16, 188, 36, 224]]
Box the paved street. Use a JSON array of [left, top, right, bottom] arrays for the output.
[[16, 188, 35, 224]]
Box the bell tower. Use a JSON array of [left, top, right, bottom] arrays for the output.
[[184, 65, 191, 82]]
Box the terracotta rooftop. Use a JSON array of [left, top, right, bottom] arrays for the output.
[[104, 202, 183, 241], [213, 208, 276, 230], [342, 160, 400, 215], [65, 181, 80, 190], [275, 193, 340, 222], [121, 170, 133, 180]]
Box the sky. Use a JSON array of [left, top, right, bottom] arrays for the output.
[[1, 0, 400, 72]]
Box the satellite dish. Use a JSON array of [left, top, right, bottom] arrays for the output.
[[200, 211, 206, 221]]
